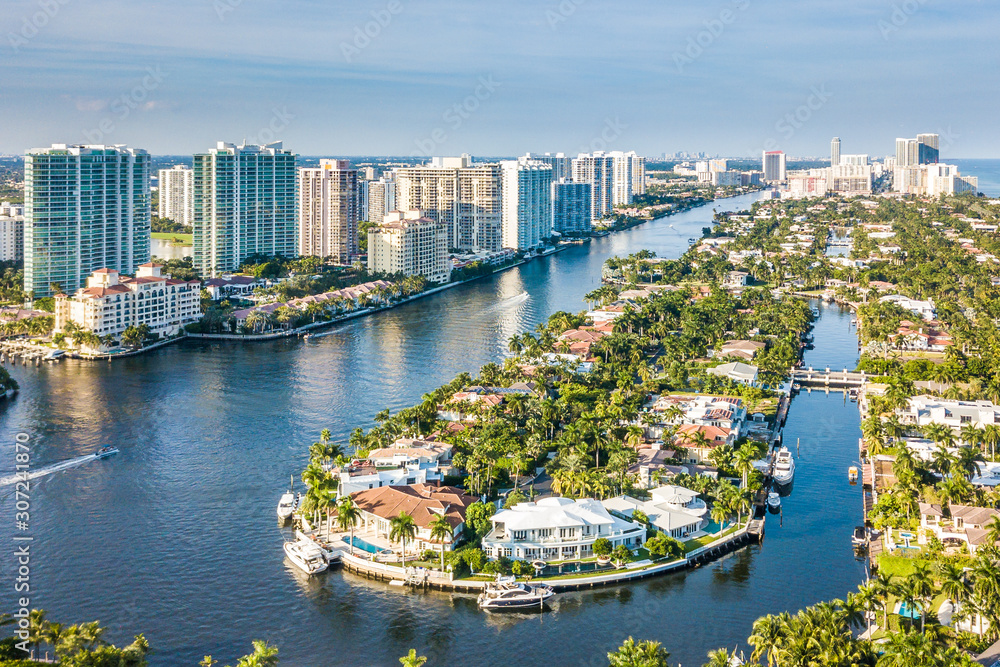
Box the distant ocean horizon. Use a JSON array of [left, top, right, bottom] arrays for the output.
[[950, 159, 1000, 198]]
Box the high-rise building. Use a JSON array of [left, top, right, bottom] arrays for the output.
[[572, 153, 615, 220], [0, 213, 24, 262], [192, 141, 297, 277], [552, 180, 592, 235], [394, 155, 502, 252], [894, 163, 977, 196], [365, 176, 397, 225], [897, 134, 940, 167], [831, 137, 841, 167], [762, 151, 787, 182], [24, 143, 150, 299], [158, 165, 194, 226], [500, 158, 553, 250], [298, 159, 360, 264], [367, 210, 450, 283], [524, 153, 573, 183], [840, 154, 870, 166]]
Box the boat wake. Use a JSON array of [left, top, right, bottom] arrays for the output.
[[0, 453, 101, 486], [484, 291, 529, 315]]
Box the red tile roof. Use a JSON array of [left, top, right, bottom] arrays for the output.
[[349, 484, 475, 529]]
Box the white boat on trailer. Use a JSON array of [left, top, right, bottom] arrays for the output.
[[772, 447, 795, 486], [283, 539, 329, 575], [478, 576, 554, 610]]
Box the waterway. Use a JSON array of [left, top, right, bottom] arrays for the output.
[[0, 192, 867, 666]]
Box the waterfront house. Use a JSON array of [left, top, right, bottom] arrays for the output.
[[717, 340, 766, 362], [918, 502, 1000, 554], [603, 484, 709, 539], [348, 484, 475, 554], [880, 294, 936, 321], [203, 275, 264, 300], [896, 396, 1000, 432], [628, 448, 681, 489], [971, 461, 1000, 488], [337, 438, 454, 496], [708, 362, 759, 386], [481, 497, 645, 562], [890, 320, 953, 352], [644, 394, 747, 442], [674, 424, 733, 464]]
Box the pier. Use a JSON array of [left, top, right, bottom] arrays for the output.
[[0, 340, 62, 364], [790, 367, 866, 388]]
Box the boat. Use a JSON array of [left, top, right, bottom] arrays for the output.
[[851, 526, 867, 546], [95, 446, 119, 459], [811, 308, 820, 318], [848, 466, 859, 483], [302, 333, 312, 340], [277, 491, 297, 521], [477, 575, 554, 610], [772, 447, 795, 486], [767, 492, 781, 510], [283, 539, 329, 575]]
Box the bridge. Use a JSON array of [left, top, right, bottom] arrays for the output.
[[790, 367, 867, 388]]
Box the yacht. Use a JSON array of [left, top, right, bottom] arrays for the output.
[[811, 308, 820, 318], [95, 446, 119, 459], [851, 526, 867, 547], [283, 539, 329, 575], [848, 466, 859, 484], [772, 447, 795, 486], [478, 576, 554, 610], [767, 492, 781, 511], [277, 491, 297, 521]]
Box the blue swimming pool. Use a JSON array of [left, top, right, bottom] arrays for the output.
[[897, 601, 922, 619], [348, 536, 386, 554]]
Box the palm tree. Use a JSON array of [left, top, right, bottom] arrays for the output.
[[235, 640, 279, 667], [336, 496, 362, 557], [399, 649, 428, 667], [389, 512, 418, 561], [704, 648, 737, 667], [748, 614, 785, 666], [428, 513, 453, 572], [607, 637, 671, 667], [199, 657, 218, 667], [27, 609, 46, 658]]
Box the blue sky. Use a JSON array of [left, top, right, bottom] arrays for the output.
[[2, 0, 997, 157]]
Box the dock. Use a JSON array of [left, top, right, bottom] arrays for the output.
[[790, 367, 867, 388], [0, 340, 63, 364]]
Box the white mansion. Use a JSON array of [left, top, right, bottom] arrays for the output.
[[482, 497, 645, 562], [55, 263, 201, 340]]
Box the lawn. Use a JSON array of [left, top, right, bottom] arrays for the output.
[[877, 553, 932, 578], [683, 525, 740, 554], [152, 232, 193, 246]]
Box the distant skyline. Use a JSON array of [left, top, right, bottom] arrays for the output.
[[2, 0, 998, 158]]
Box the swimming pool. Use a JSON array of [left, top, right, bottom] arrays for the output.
[[348, 536, 387, 554], [897, 601, 922, 619]]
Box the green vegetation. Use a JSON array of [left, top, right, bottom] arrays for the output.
[[151, 232, 193, 246]]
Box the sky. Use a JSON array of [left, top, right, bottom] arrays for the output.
[[1, 0, 998, 158]]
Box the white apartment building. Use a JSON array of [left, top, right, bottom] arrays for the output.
[[298, 159, 360, 264], [482, 497, 645, 562], [394, 155, 502, 252], [711, 170, 742, 187], [894, 164, 979, 197], [365, 175, 396, 225], [552, 180, 592, 235], [367, 210, 450, 283], [0, 214, 24, 262], [24, 144, 151, 298], [896, 396, 1000, 432], [831, 138, 841, 166], [54, 263, 201, 341], [572, 153, 615, 219], [500, 158, 553, 250], [192, 141, 297, 277], [157, 165, 194, 226], [763, 151, 787, 182], [524, 152, 573, 183]]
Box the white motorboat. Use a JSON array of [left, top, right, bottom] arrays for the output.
[[478, 576, 554, 610], [851, 526, 867, 547], [811, 308, 820, 318], [283, 539, 329, 575], [95, 446, 119, 459], [772, 447, 795, 486], [767, 492, 781, 510], [277, 491, 297, 521]]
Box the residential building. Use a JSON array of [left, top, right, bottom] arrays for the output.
[[192, 141, 297, 277], [711, 170, 742, 187], [337, 438, 454, 497], [918, 503, 999, 554], [896, 396, 1000, 431], [367, 210, 450, 283], [604, 485, 709, 539], [880, 294, 936, 320], [831, 137, 841, 167], [708, 361, 759, 386], [394, 156, 502, 252], [157, 165, 194, 226], [348, 484, 476, 554], [524, 152, 573, 183], [762, 151, 787, 183], [840, 154, 870, 166], [552, 180, 592, 234], [54, 263, 201, 341], [717, 340, 765, 361], [0, 213, 24, 261], [500, 158, 553, 250], [202, 275, 265, 300], [24, 144, 151, 298], [674, 424, 735, 464], [482, 497, 645, 562], [572, 152, 615, 219], [896, 134, 939, 167], [893, 163, 977, 196], [298, 159, 360, 264], [365, 175, 396, 225]]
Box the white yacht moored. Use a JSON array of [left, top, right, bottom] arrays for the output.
[[477, 576, 554, 610], [767, 492, 781, 510], [283, 539, 329, 575], [772, 447, 795, 486], [277, 491, 297, 521]]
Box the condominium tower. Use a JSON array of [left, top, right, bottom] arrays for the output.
[[298, 159, 360, 264], [24, 144, 150, 298], [762, 151, 787, 182], [394, 155, 502, 252], [192, 141, 297, 277], [500, 159, 553, 250], [158, 165, 194, 226], [831, 137, 841, 167], [552, 180, 592, 235], [572, 153, 615, 220], [365, 175, 397, 224], [367, 210, 450, 283]]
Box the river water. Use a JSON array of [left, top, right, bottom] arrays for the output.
[[0, 192, 867, 666]]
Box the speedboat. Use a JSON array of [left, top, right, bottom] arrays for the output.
[[851, 526, 867, 546], [811, 308, 820, 318], [95, 446, 119, 459], [848, 466, 859, 484], [283, 539, 329, 575], [478, 576, 554, 610], [277, 491, 297, 521], [767, 492, 781, 511], [772, 447, 795, 486]]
